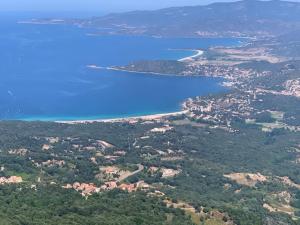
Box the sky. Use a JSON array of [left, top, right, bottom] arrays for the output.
[[0, 0, 243, 12], [1, 0, 300, 13]]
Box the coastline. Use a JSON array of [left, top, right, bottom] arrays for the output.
[[55, 110, 188, 124], [105, 66, 194, 77], [87, 48, 205, 77]]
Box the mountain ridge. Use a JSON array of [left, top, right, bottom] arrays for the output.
[[81, 0, 300, 37]]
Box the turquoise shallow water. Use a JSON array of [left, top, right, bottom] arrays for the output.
[[0, 14, 242, 121]]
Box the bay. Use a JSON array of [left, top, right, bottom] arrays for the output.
[[0, 14, 241, 121]]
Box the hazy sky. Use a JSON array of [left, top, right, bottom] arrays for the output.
[[1, 0, 300, 13], [0, 0, 242, 12]]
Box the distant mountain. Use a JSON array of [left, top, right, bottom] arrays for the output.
[[82, 0, 300, 37]]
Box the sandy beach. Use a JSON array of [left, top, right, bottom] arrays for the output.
[[56, 110, 188, 124], [178, 49, 204, 62]]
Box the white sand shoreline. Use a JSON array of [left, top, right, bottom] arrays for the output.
[[56, 110, 188, 124], [178, 49, 204, 62]]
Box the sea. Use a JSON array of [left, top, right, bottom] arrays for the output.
[[0, 12, 242, 121]]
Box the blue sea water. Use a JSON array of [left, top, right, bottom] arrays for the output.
[[0, 13, 242, 121]]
